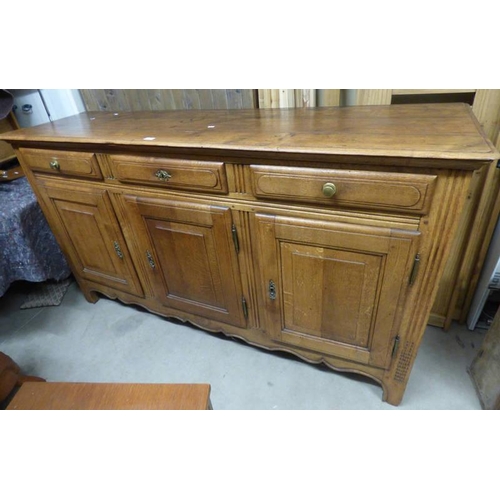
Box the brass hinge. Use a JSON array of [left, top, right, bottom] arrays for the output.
[[409, 254, 420, 286], [231, 223, 239, 253], [392, 335, 400, 358], [146, 250, 156, 269], [242, 296, 248, 319], [113, 241, 123, 259]]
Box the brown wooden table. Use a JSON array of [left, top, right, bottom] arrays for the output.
[[6, 382, 212, 410]]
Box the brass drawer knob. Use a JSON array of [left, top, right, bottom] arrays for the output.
[[155, 169, 172, 181], [322, 182, 336, 198], [49, 160, 60, 170]]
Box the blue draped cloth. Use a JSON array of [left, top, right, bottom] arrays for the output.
[[0, 177, 71, 296]]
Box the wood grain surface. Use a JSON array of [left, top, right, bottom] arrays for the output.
[[1, 104, 496, 162], [7, 382, 212, 410]]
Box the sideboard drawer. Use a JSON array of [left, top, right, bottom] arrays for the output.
[[108, 155, 228, 194], [20, 148, 102, 180], [250, 165, 437, 214]]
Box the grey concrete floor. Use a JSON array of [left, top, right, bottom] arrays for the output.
[[0, 279, 485, 409]]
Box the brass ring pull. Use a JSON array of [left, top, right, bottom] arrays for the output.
[[155, 169, 172, 181], [322, 182, 336, 198], [49, 160, 60, 170]]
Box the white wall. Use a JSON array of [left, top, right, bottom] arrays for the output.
[[11, 89, 85, 128]]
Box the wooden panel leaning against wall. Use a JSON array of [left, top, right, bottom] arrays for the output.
[[79, 89, 258, 111], [257, 89, 341, 108], [354, 89, 500, 330], [79, 89, 342, 113], [469, 300, 500, 409]]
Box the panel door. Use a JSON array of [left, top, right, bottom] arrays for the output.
[[256, 214, 420, 369], [35, 180, 143, 296], [122, 195, 246, 328]]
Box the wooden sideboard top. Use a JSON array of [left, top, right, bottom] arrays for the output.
[[1, 103, 497, 163]]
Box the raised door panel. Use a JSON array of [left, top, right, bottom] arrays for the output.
[[281, 244, 381, 347], [35, 180, 143, 296], [256, 214, 420, 368], [121, 195, 246, 328]]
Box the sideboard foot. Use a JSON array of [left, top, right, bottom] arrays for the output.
[[82, 287, 100, 304], [382, 383, 405, 406]]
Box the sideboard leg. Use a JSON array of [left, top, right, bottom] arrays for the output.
[[81, 287, 100, 304], [382, 382, 405, 406]]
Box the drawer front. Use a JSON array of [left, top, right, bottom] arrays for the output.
[[250, 165, 437, 214], [108, 155, 228, 194], [20, 148, 102, 179]]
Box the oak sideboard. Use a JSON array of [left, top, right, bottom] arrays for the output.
[[2, 103, 498, 405]]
